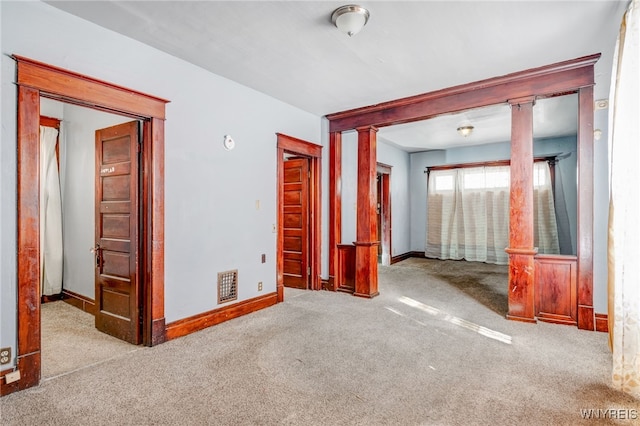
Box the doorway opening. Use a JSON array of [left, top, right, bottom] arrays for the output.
[[276, 133, 322, 300], [38, 99, 144, 378], [4, 56, 168, 395], [377, 163, 392, 266]]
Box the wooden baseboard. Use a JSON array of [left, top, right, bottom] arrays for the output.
[[506, 314, 537, 324], [391, 251, 425, 264], [41, 293, 64, 303], [165, 293, 278, 341], [0, 351, 40, 396], [595, 313, 609, 333], [537, 313, 577, 326], [62, 289, 96, 316], [321, 278, 332, 291], [151, 318, 167, 346], [577, 305, 595, 331]]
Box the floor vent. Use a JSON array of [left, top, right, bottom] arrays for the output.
[[217, 269, 238, 304]]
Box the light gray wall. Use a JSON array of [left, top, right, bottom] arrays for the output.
[[409, 150, 445, 252], [377, 140, 411, 257], [341, 131, 357, 244], [59, 103, 130, 298], [339, 134, 411, 257], [1, 1, 322, 359], [535, 136, 578, 255]]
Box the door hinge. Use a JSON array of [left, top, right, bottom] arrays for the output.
[[308, 170, 311, 179], [136, 141, 142, 153], [307, 267, 311, 276]]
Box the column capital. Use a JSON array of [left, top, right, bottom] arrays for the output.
[[355, 125, 379, 133], [508, 96, 536, 107]]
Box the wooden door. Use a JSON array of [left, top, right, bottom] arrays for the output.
[[95, 121, 141, 344], [283, 158, 309, 289]]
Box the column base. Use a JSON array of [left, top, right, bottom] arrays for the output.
[[354, 291, 380, 299], [506, 314, 537, 324]]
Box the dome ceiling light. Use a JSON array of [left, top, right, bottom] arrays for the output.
[[331, 5, 370, 37]]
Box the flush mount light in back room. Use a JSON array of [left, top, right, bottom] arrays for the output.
[[457, 125, 474, 137]]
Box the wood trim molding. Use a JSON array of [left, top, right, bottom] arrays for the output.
[[326, 54, 599, 132], [62, 289, 96, 316], [390, 251, 425, 264], [328, 132, 342, 286], [14, 55, 168, 119], [276, 133, 322, 157], [165, 293, 278, 340], [40, 116, 61, 129], [595, 313, 608, 333], [11, 56, 168, 396], [276, 133, 322, 296]]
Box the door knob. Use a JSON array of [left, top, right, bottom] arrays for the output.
[[90, 244, 101, 267]]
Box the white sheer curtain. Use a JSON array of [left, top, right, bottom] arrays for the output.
[[426, 165, 511, 264], [39, 125, 63, 296], [608, 0, 640, 398], [533, 162, 560, 254], [426, 162, 559, 265]]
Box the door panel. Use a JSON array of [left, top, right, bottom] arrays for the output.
[[95, 121, 141, 344], [283, 158, 309, 289]]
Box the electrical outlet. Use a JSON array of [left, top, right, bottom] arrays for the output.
[[258, 282, 263, 291], [0, 347, 10, 365], [4, 370, 20, 384]]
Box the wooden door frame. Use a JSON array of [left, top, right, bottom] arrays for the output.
[[377, 163, 392, 266], [326, 54, 599, 330], [276, 133, 322, 301], [3, 56, 168, 395]]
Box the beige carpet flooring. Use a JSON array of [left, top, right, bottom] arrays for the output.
[[2, 258, 639, 425], [40, 301, 141, 379]]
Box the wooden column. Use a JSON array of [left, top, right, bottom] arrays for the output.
[[149, 117, 167, 345], [13, 86, 41, 393], [354, 126, 379, 298], [577, 85, 595, 330], [506, 97, 537, 323], [328, 131, 342, 291]]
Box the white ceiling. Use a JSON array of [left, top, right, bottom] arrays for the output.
[[46, 1, 627, 151], [378, 94, 579, 151]]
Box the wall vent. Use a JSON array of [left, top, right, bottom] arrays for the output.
[[217, 269, 238, 304]]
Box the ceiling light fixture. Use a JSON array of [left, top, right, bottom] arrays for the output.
[[457, 125, 474, 137], [331, 5, 370, 37]]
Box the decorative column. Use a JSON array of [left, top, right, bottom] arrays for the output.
[[577, 85, 595, 330], [506, 97, 537, 323], [328, 131, 342, 291], [354, 126, 379, 298]]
